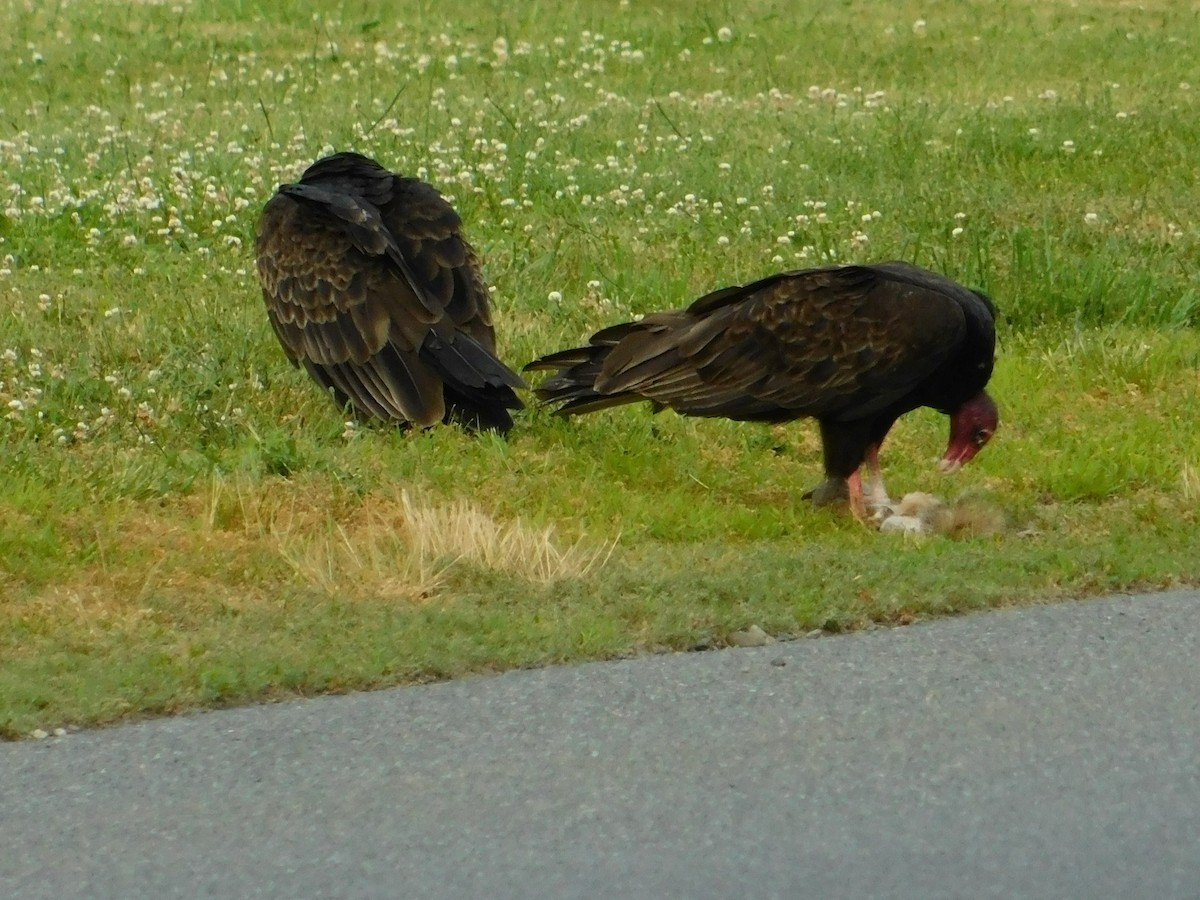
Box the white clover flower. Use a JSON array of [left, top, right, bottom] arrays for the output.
[[912, 19, 927, 36], [951, 227, 964, 238], [548, 291, 563, 303], [1084, 212, 1099, 225], [717, 26, 733, 42]]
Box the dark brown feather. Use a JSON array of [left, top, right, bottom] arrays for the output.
[[255, 151, 524, 433], [526, 261, 997, 495]]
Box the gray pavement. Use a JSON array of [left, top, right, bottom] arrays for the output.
[[3, 589, 1199, 899]]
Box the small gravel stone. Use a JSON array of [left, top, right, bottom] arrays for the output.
[[729, 625, 775, 647], [770, 657, 787, 667]]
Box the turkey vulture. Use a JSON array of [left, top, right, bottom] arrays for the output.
[[255, 151, 525, 434], [525, 261, 998, 517]]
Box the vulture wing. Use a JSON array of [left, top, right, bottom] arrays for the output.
[[588, 265, 969, 423]]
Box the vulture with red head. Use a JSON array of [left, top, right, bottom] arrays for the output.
[[526, 262, 998, 517], [255, 152, 525, 434]]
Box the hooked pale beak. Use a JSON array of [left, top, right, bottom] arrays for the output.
[[938, 456, 964, 474]]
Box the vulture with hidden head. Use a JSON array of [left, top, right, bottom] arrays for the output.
[[526, 261, 999, 518], [255, 151, 525, 434]]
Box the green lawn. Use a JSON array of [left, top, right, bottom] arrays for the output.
[[1, 0, 1198, 736]]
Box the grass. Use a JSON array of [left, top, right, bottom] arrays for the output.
[[1, 0, 1198, 736]]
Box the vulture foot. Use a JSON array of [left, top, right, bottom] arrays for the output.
[[802, 478, 850, 508]]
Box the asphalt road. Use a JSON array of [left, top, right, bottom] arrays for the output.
[[4, 589, 1199, 899]]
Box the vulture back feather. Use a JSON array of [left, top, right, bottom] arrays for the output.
[[255, 151, 525, 433]]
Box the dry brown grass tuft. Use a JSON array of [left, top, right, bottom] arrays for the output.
[[1183, 462, 1199, 503], [202, 478, 613, 602], [270, 514, 446, 603], [399, 491, 615, 583]]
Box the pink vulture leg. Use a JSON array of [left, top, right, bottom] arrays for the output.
[[861, 444, 893, 514], [847, 469, 869, 521]]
